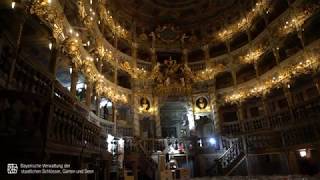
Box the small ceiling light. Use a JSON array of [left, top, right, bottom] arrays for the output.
[[11, 2, 16, 9], [48, 42, 53, 50]]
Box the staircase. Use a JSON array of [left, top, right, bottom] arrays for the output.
[[123, 137, 158, 179], [136, 139, 158, 179], [209, 137, 245, 176]]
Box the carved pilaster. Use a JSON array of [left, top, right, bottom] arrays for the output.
[[283, 86, 295, 122], [132, 92, 140, 136], [85, 81, 93, 107], [153, 96, 162, 137], [131, 42, 138, 68], [70, 65, 78, 97], [150, 48, 157, 67], [209, 84, 221, 134], [246, 29, 252, 42], [254, 62, 259, 79], [236, 102, 244, 121], [272, 47, 280, 65], [226, 41, 231, 53], [231, 69, 237, 86], [202, 45, 210, 67], [112, 103, 117, 135], [182, 48, 188, 64]]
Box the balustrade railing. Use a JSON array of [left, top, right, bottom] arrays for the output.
[[215, 137, 244, 175], [222, 95, 320, 137]]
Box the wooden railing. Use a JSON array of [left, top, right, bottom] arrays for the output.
[[222, 96, 320, 136], [0, 40, 109, 156]]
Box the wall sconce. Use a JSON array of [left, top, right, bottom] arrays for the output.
[[11, 1, 16, 9], [299, 149, 307, 158], [48, 42, 53, 50]]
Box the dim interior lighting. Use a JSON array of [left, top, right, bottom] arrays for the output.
[[48, 42, 52, 50], [90, 0, 93, 5], [11, 2, 16, 9], [75, 33, 79, 37], [69, 67, 72, 74], [69, 28, 73, 34], [87, 41, 90, 46], [209, 138, 216, 145], [299, 149, 307, 158]]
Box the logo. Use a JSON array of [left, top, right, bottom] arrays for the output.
[[7, 164, 18, 174]]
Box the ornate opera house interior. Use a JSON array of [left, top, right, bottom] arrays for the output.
[[1, 0, 320, 179]]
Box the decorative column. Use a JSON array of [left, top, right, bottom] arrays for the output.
[[85, 81, 93, 107], [225, 40, 231, 54], [272, 47, 281, 65], [182, 48, 188, 64], [114, 36, 118, 84], [236, 101, 245, 134], [254, 62, 260, 78], [112, 103, 117, 135], [131, 42, 138, 68], [231, 69, 237, 86], [283, 86, 295, 121], [132, 93, 140, 137], [261, 94, 270, 128], [202, 45, 210, 67], [246, 28, 252, 43], [266, 25, 281, 65], [70, 65, 78, 97], [7, 15, 26, 88], [236, 102, 245, 122], [131, 81, 140, 137], [314, 77, 320, 94], [96, 59, 103, 117], [150, 48, 157, 67], [153, 96, 162, 137], [49, 39, 58, 75], [209, 84, 221, 134]]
